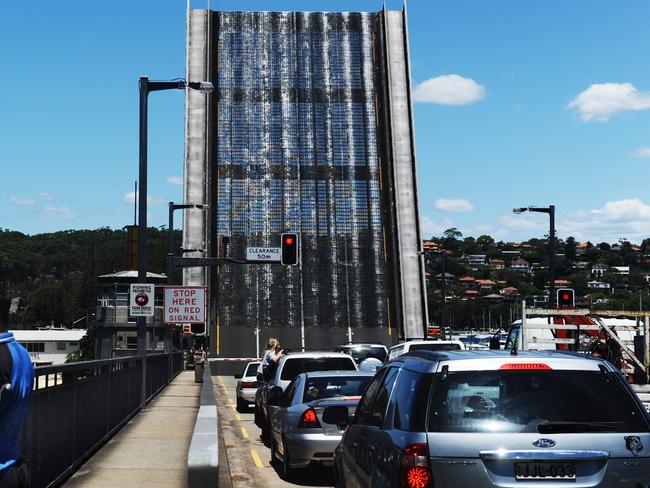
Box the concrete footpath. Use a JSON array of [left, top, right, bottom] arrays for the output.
[[64, 371, 201, 488]]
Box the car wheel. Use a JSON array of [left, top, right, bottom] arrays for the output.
[[281, 436, 295, 481], [236, 396, 247, 412], [254, 404, 261, 427], [334, 464, 346, 488], [270, 435, 279, 464], [261, 417, 270, 443]]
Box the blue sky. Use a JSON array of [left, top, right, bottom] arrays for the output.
[[2, 1, 650, 243]]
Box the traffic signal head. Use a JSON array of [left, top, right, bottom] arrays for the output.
[[557, 288, 575, 308], [281, 233, 298, 265]]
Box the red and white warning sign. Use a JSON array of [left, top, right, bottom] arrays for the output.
[[163, 287, 206, 324], [130, 283, 155, 317]]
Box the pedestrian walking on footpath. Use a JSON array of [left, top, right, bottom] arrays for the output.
[[0, 292, 34, 488]]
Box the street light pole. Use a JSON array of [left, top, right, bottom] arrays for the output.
[[513, 205, 556, 307], [137, 76, 212, 408]]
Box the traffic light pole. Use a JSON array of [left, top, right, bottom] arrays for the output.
[[549, 205, 556, 308]]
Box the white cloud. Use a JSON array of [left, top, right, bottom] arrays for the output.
[[413, 74, 486, 105], [40, 192, 55, 200], [167, 176, 183, 186], [9, 196, 36, 206], [499, 214, 547, 232], [434, 198, 475, 213], [629, 147, 650, 159], [588, 198, 650, 220], [559, 199, 650, 243], [41, 205, 74, 220], [122, 191, 166, 206], [567, 82, 650, 122], [420, 216, 454, 237]]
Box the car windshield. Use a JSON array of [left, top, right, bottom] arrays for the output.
[[302, 376, 372, 402], [409, 343, 461, 352], [429, 369, 648, 434], [244, 363, 259, 377], [339, 346, 387, 363], [280, 357, 356, 381]]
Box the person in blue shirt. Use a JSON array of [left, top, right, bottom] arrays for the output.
[[0, 294, 33, 488]]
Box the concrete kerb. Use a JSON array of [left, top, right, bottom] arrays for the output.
[[187, 361, 220, 487]]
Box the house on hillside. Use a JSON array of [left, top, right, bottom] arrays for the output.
[[576, 242, 589, 256], [587, 281, 610, 290], [611, 266, 630, 276], [464, 290, 479, 300], [475, 279, 496, 291], [458, 276, 475, 288], [434, 272, 456, 284], [500, 287, 519, 299], [465, 254, 486, 270], [511, 258, 530, 273], [501, 250, 521, 260], [422, 240, 438, 252], [488, 258, 505, 270], [554, 279, 571, 288], [591, 264, 608, 278]]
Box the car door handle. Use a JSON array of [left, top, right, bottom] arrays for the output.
[[352, 442, 358, 448], [369, 445, 376, 452]]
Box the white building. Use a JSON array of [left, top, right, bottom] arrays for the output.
[[587, 281, 611, 290], [10, 328, 87, 366], [611, 266, 630, 276]]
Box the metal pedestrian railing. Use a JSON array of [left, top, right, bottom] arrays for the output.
[[20, 352, 183, 488]]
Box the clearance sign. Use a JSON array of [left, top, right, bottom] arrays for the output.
[[163, 286, 206, 324]]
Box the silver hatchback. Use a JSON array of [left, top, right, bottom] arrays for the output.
[[333, 350, 650, 488], [268, 370, 374, 480]]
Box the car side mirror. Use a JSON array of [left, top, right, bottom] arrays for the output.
[[489, 336, 501, 350], [234, 373, 243, 379], [322, 405, 350, 428], [267, 386, 284, 406], [256, 372, 265, 383]]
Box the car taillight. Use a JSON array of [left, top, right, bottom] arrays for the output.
[[241, 381, 257, 388], [298, 408, 321, 429], [402, 443, 431, 488], [499, 363, 552, 370]]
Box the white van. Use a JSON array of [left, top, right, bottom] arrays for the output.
[[387, 339, 466, 361]]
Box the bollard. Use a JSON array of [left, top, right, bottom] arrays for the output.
[[195, 360, 204, 383]]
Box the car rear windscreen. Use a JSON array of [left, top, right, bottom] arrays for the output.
[[281, 357, 357, 381], [244, 363, 259, 377], [409, 343, 461, 352], [429, 369, 648, 433], [302, 376, 372, 402], [340, 346, 387, 363]]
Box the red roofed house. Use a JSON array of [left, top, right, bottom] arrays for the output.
[[459, 276, 475, 288]]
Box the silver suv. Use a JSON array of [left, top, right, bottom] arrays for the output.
[[331, 350, 650, 487]]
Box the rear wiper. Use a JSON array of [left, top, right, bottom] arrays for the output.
[[538, 421, 622, 433]]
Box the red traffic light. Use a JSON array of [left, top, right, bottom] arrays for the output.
[[556, 288, 575, 308], [281, 232, 298, 265]]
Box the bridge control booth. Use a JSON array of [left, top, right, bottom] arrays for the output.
[[94, 270, 181, 359]]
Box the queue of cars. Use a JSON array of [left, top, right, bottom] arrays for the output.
[[235, 339, 650, 487]]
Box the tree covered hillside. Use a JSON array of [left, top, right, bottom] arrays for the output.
[[0, 227, 181, 328]]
